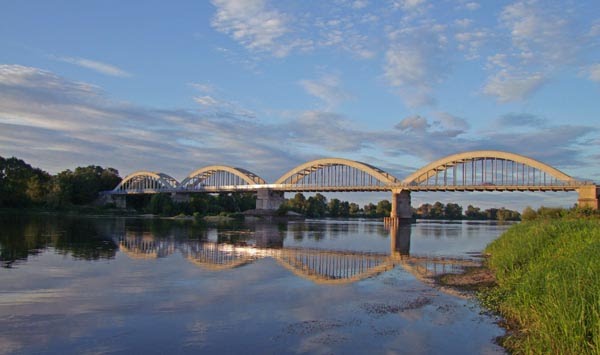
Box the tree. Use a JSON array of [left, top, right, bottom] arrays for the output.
[[0, 156, 51, 207], [376, 200, 391, 217], [444, 203, 463, 220], [327, 198, 341, 217], [148, 193, 174, 215], [306, 193, 327, 217], [349, 203, 361, 216], [429, 202, 445, 219], [465, 205, 485, 220], [363, 203, 377, 217], [339, 201, 350, 217]]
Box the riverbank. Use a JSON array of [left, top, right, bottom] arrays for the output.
[[435, 216, 600, 354]]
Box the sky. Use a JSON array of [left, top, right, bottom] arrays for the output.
[[1, 0, 599, 209]]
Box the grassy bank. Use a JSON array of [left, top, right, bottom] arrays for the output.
[[481, 217, 600, 354]]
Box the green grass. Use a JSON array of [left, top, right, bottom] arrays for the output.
[[481, 217, 600, 354]]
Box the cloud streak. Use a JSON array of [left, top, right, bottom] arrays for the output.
[[54, 56, 131, 77]]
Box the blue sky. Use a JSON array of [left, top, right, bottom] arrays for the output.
[[1, 0, 599, 209]]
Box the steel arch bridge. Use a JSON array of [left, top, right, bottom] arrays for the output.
[[105, 150, 599, 213]]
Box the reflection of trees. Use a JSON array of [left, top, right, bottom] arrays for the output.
[[0, 214, 118, 267]]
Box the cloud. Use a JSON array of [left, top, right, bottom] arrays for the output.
[[394, 115, 429, 132], [589, 64, 600, 82], [464, 2, 480, 11], [193, 96, 219, 106], [54, 56, 131, 77], [495, 113, 547, 128], [210, 0, 310, 57], [299, 75, 352, 109], [392, 0, 426, 10], [482, 0, 584, 102], [384, 24, 449, 107], [483, 70, 545, 102]]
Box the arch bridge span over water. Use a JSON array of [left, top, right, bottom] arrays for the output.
[[105, 150, 599, 216]]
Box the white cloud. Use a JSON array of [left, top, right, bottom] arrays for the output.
[[55, 56, 131, 77], [589, 64, 600, 82], [464, 2, 480, 11], [384, 24, 449, 107], [299, 75, 352, 109], [393, 0, 426, 10], [483, 70, 545, 102], [189, 82, 215, 93], [211, 0, 307, 57], [193, 96, 219, 106]]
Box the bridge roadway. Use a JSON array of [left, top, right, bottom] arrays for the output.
[[102, 150, 600, 216]]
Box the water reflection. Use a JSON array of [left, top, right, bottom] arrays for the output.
[[0, 215, 488, 285]]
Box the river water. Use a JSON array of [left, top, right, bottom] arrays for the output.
[[0, 214, 511, 354]]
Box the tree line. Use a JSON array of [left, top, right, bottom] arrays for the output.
[[279, 193, 521, 221], [0, 156, 121, 208]]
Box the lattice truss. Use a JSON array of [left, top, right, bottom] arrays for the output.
[[277, 162, 398, 188], [410, 158, 570, 187], [114, 172, 179, 192], [180, 166, 265, 189]]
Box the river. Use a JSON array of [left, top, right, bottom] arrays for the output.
[[0, 214, 512, 354]]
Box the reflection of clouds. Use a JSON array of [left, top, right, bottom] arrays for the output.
[[0, 289, 69, 306], [0, 337, 23, 355]]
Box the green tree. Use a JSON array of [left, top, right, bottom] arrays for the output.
[[148, 193, 174, 215], [349, 202, 361, 216], [327, 198, 341, 217], [444, 203, 463, 220], [363, 203, 377, 217], [429, 202, 445, 219], [465, 205, 485, 219], [306, 193, 327, 217], [339, 201, 350, 217], [376, 200, 392, 217]]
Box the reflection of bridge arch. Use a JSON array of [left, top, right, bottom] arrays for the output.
[[402, 150, 576, 189], [275, 158, 399, 190], [181, 242, 260, 270], [113, 171, 179, 193], [181, 165, 266, 190]]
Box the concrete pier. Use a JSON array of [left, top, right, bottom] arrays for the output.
[[577, 185, 599, 209], [386, 189, 414, 223], [255, 189, 285, 210]]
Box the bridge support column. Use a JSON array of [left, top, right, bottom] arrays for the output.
[[171, 193, 190, 204], [385, 189, 413, 224], [256, 189, 284, 210], [577, 185, 599, 210]]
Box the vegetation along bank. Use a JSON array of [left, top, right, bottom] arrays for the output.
[[473, 208, 600, 354]]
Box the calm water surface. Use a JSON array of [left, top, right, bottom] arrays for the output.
[[0, 215, 512, 354]]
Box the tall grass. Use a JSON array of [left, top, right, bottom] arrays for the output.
[[481, 217, 600, 354]]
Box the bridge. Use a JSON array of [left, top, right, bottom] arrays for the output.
[[102, 150, 599, 219]]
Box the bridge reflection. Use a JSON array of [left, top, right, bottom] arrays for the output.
[[118, 222, 474, 284]]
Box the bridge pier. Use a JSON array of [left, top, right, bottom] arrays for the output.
[[385, 189, 413, 224], [577, 185, 599, 210], [256, 189, 285, 210]]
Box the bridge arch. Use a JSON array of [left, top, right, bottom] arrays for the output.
[[275, 158, 399, 189], [402, 150, 576, 187], [180, 165, 266, 189], [113, 171, 179, 192]]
